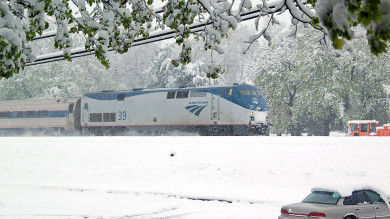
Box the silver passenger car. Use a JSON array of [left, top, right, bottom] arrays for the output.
[[279, 187, 390, 219], [0, 98, 78, 134]]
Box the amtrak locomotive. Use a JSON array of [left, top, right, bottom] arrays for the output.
[[0, 84, 269, 136]]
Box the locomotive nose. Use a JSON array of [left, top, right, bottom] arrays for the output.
[[248, 110, 269, 135], [250, 110, 268, 124]]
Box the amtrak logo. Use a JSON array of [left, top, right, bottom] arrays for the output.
[[185, 101, 208, 116]]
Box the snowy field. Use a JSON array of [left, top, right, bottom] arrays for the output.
[[0, 136, 390, 219]]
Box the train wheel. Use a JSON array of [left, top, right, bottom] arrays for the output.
[[199, 127, 210, 136], [220, 126, 233, 136], [209, 126, 220, 136]]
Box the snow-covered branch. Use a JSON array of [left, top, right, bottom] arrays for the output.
[[1, 0, 389, 79]]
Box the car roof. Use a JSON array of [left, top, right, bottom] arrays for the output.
[[311, 184, 389, 199], [312, 184, 388, 196], [310, 184, 390, 208]]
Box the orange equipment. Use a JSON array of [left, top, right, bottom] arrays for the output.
[[347, 120, 378, 136], [377, 124, 390, 136]]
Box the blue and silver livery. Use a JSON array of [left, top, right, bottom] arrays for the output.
[[79, 84, 269, 135]]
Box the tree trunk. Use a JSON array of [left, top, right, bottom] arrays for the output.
[[323, 118, 330, 136]]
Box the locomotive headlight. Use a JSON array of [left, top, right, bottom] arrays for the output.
[[257, 107, 262, 111], [250, 112, 254, 121]]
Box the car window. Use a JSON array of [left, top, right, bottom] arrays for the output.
[[344, 190, 371, 205], [366, 190, 385, 204], [302, 191, 341, 205]]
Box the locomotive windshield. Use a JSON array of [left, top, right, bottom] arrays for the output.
[[235, 88, 269, 111], [238, 90, 252, 95], [238, 90, 262, 96]]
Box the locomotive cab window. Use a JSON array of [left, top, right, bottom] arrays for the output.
[[167, 91, 176, 99], [190, 91, 207, 97], [176, 91, 189, 99], [221, 89, 232, 96], [251, 90, 262, 96], [238, 90, 252, 95]]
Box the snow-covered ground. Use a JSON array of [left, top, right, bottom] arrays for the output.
[[0, 136, 389, 219]]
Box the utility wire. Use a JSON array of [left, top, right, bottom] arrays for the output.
[[27, 8, 266, 66], [32, 8, 166, 41]]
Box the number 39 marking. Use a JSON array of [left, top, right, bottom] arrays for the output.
[[118, 111, 127, 120]]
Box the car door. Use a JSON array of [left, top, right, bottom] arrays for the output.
[[344, 190, 376, 219], [365, 190, 390, 219]]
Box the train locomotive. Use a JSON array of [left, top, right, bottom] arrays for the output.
[[0, 84, 270, 136]]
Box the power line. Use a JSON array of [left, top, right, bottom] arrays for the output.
[[26, 8, 267, 66], [32, 7, 166, 41]]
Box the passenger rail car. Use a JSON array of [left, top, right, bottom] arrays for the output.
[[79, 84, 269, 135], [0, 98, 78, 135]]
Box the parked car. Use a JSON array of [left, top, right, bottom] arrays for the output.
[[279, 186, 390, 219]]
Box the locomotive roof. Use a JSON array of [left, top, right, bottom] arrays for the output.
[[83, 84, 269, 111], [86, 84, 259, 95]]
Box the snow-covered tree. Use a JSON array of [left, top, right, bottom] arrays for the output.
[[0, 23, 126, 100], [313, 0, 390, 55], [144, 44, 209, 88], [255, 26, 390, 135], [142, 24, 264, 89], [2, 0, 389, 79], [0, 53, 125, 100], [334, 35, 390, 126], [255, 27, 338, 135], [109, 42, 156, 88]]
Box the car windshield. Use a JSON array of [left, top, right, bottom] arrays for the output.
[[302, 191, 341, 205]]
